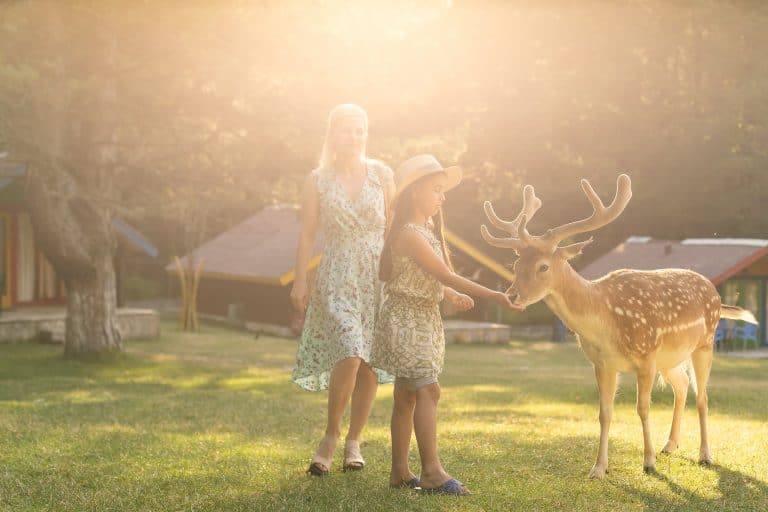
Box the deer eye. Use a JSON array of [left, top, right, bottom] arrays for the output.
[[538, 264, 550, 273]]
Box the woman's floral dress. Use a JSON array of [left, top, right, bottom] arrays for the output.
[[292, 161, 395, 391], [371, 223, 446, 380]]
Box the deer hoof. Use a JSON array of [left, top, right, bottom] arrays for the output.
[[589, 464, 608, 479], [699, 457, 713, 467], [643, 465, 657, 474]]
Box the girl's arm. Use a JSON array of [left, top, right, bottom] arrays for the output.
[[290, 173, 320, 311], [444, 286, 460, 301], [444, 286, 474, 311], [394, 228, 520, 310]]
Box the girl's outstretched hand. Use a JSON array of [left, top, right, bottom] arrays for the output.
[[493, 291, 525, 311], [447, 292, 474, 312]]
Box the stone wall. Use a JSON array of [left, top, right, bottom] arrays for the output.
[[0, 308, 160, 343], [444, 320, 556, 344]]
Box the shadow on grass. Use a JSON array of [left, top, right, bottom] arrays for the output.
[[1, 336, 767, 511], [241, 434, 768, 512], [442, 343, 768, 422], [615, 458, 768, 512]]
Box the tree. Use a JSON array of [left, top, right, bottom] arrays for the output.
[[0, 2, 294, 355]]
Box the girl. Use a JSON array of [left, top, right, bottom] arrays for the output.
[[371, 154, 520, 495]]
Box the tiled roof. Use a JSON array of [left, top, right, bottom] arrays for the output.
[[171, 204, 322, 285], [579, 237, 768, 284]]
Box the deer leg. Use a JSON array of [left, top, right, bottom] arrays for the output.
[[636, 364, 657, 473], [660, 364, 689, 454], [589, 365, 618, 479], [691, 345, 714, 465]]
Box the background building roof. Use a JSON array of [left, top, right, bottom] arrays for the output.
[[579, 237, 768, 284], [171, 204, 323, 285], [172, 204, 517, 286]]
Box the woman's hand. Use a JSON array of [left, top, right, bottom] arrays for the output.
[[447, 292, 474, 312], [492, 291, 524, 311], [291, 279, 309, 312]]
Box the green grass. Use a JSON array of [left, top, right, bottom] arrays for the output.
[[1, 322, 767, 511]]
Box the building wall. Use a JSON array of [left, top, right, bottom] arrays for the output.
[[196, 277, 294, 326], [1, 208, 66, 308]]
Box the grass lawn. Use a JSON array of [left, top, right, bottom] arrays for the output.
[[1, 321, 767, 511]]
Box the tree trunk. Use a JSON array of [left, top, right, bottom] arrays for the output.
[[25, 165, 123, 357], [63, 255, 122, 357]]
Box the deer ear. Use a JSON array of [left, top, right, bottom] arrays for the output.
[[555, 237, 594, 260]]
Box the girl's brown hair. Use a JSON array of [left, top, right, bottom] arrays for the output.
[[379, 174, 454, 281]]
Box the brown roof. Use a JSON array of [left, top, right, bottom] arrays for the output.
[[169, 204, 323, 285], [171, 204, 516, 287], [579, 237, 768, 284]]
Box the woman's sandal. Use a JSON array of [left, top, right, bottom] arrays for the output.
[[306, 435, 337, 477], [342, 439, 365, 472], [419, 478, 472, 495]]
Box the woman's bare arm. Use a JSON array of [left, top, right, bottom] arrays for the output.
[[290, 173, 320, 311]]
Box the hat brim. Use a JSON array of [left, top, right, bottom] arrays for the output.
[[393, 165, 463, 203]]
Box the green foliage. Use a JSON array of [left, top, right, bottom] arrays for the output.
[[0, 322, 767, 511], [1, 1, 767, 264]]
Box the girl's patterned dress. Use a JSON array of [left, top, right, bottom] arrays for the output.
[[371, 223, 446, 380], [292, 161, 395, 391]]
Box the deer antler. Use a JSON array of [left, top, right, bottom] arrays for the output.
[[481, 185, 542, 249], [481, 174, 632, 252], [540, 174, 632, 249]]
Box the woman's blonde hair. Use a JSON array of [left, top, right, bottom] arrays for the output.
[[318, 103, 369, 170]]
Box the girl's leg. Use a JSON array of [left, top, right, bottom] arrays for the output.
[[311, 357, 362, 471], [390, 382, 417, 485], [413, 382, 449, 488]]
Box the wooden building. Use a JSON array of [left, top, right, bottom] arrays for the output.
[[0, 162, 158, 310], [171, 203, 516, 329]]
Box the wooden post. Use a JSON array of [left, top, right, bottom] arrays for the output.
[[174, 255, 204, 331]]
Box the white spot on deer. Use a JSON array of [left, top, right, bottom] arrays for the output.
[[615, 307, 625, 316], [640, 317, 647, 324]]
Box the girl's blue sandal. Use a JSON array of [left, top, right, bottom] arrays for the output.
[[390, 477, 421, 489], [420, 478, 471, 495]]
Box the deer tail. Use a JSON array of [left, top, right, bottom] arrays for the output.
[[720, 305, 758, 324]]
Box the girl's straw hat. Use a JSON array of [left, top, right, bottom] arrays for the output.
[[393, 154, 462, 202]]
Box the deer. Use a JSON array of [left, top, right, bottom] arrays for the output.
[[480, 174, 758, 479]]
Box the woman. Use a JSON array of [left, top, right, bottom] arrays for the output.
[[291, 103, 395, 476]]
